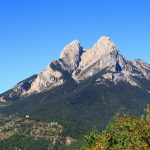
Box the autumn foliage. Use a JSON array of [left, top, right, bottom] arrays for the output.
[[81, 105, 150, 150]]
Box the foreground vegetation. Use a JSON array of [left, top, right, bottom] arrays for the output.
[[81, 105, 150, 150]]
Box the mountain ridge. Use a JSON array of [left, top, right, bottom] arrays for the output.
[[0, 36, 150, 102]]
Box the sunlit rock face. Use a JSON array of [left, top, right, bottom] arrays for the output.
[[28, 40, 84, 93], [0, 75, 37, 101], [78, 36, 118, 69], [132, 59, 150, 79], [72, 36, 128, 80], [28, 61, 65, 93], [0, 36, 150, 101], [60, 40, 83, 73]]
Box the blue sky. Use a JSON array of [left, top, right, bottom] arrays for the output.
[[0, 0, 150, 93]]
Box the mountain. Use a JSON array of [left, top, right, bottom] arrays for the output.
[[1, 36, 149, 101], [0, 36, 150, 138]]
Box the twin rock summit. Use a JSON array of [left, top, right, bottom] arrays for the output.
[[0, 36, 150, 102]]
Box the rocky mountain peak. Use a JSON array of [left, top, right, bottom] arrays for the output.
[[59, 40, 83, 72], [60, 40, 82, 60], [91, 36, 118, 55], [27, 40, 84, 93], [74, 36, 120, 77]]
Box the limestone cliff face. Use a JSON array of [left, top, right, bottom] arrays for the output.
[[29, 36, 124, 93], [73, 36, 127, 80], [28, 40, 83, 93], [27, 61, 65, 93], [132, 59, 150, 79], [60, 40, 83, 73], [1, 36, 150, 101], [78, 36, 118, 69]]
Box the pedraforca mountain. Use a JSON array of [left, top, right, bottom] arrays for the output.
[[0, 36, 150, 102]]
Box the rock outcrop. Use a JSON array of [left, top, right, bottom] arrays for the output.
[[77, 36, 119, 70], [28, 40, 84, 93], [72, 36, 129, 81], [0, 75, 37, 102], [60, 40, 83, 73], [132, 59, 150, 79]]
